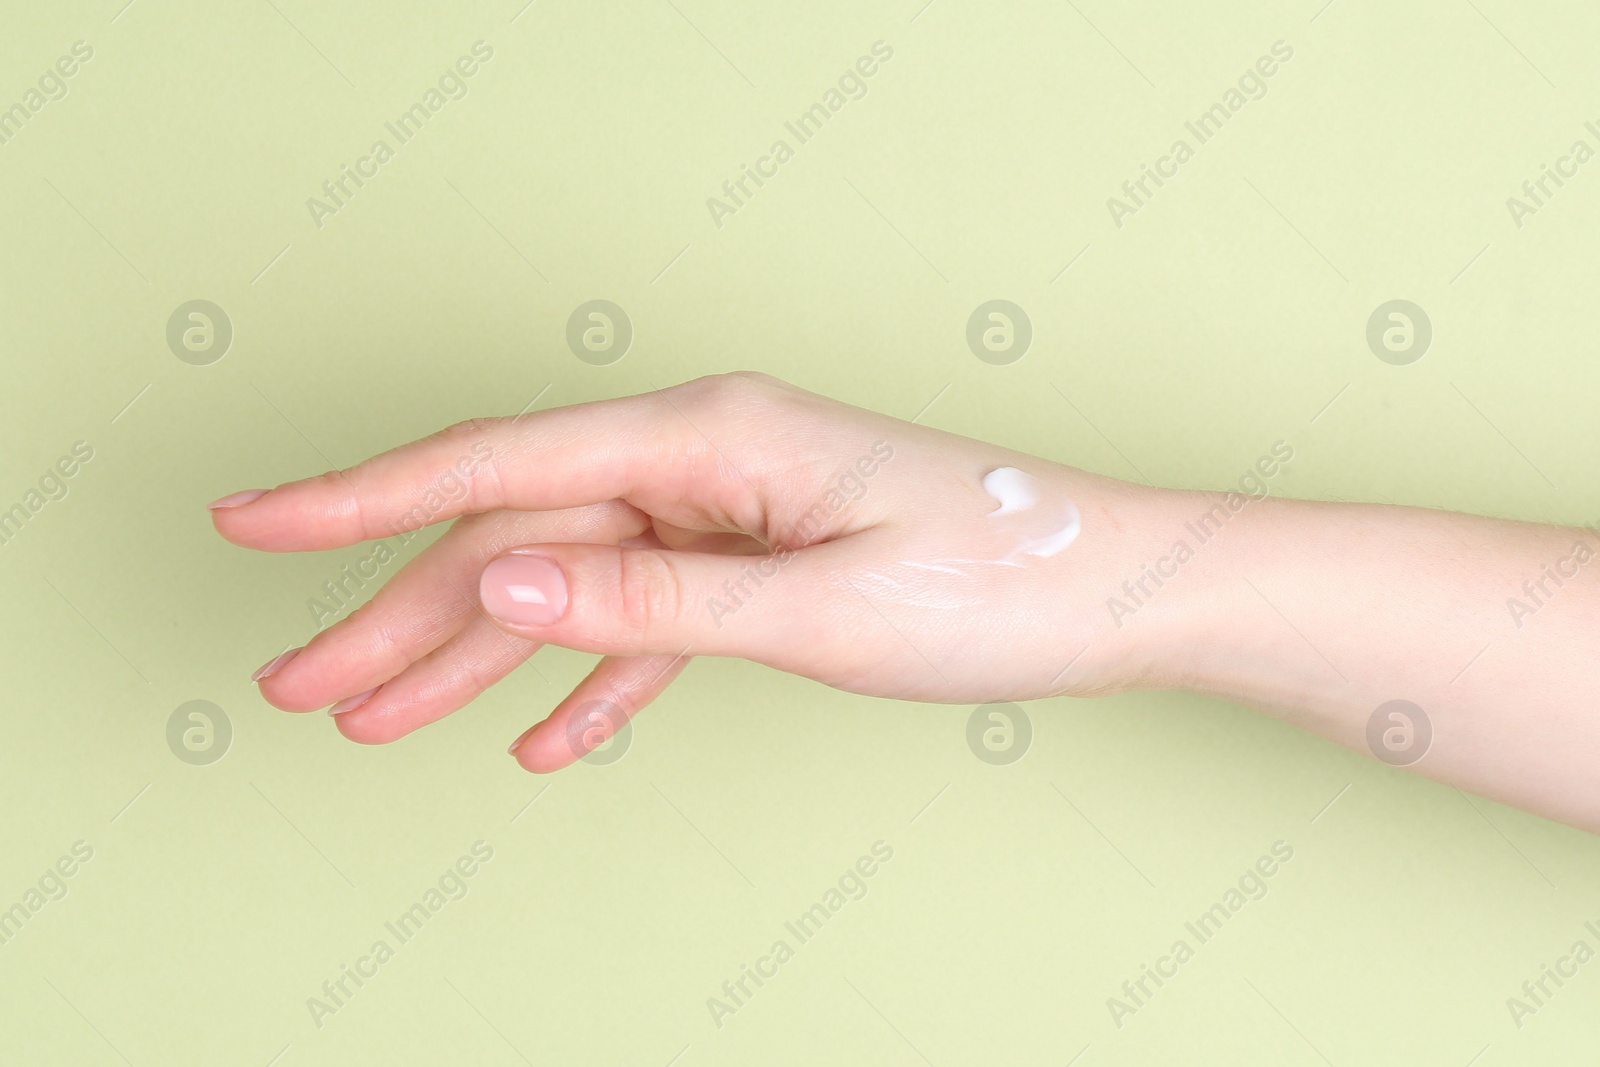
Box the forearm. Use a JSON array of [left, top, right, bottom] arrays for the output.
[[1135, 490, 1600, 831]]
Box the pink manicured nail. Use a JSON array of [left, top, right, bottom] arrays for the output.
[[209, 489, 269, 510], [328, 688, 378, 715], [251, 647, 302, 682], [508, 723, 539, 755], [480, 554, 568, 627]]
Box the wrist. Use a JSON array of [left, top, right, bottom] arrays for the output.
[[1076, 482, 1291, 697], [1031, 475, 1208, 695]]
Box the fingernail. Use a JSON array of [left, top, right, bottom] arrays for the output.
[[508, 723, 539, 755], [251, 647, 302, 682], [328, 688, 378, 715], [480, 554, 568, 627], [209, 489, 269, 510]]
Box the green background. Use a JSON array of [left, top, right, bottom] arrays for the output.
[[3, 0, 1600, 1062]]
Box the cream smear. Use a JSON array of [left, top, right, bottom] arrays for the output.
[[982, 467, 1080, 559], [848, 467, 1080, 609]]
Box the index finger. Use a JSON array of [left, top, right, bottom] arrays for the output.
[[211, 386, 703, 552]]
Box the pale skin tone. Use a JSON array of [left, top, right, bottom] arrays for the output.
[[210, 372, 1600, 834]]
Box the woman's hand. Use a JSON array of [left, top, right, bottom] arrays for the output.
[[212, 370, 1600, 832], [211, 372, 1179, 772]]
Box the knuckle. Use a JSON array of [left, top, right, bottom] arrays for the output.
[[726, 369, 783, 387], [367, 618, 416, 678], [439, 416, 501, 440], [679, 371, 769, 414], [464, 443, 507, 514], [615, 550, 683, 638], [313, 468, 352, 491], [424, 417, 506, 513], [313, 468, 369, 532]]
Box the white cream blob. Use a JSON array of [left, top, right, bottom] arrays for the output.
[[982, 466, 1039, 515], [982, 466, 1080, 558]]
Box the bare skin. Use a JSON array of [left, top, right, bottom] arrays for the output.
[[210, 372, 1600, 833]]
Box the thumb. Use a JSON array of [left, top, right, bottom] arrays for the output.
[[476, 543, 810, 659]]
